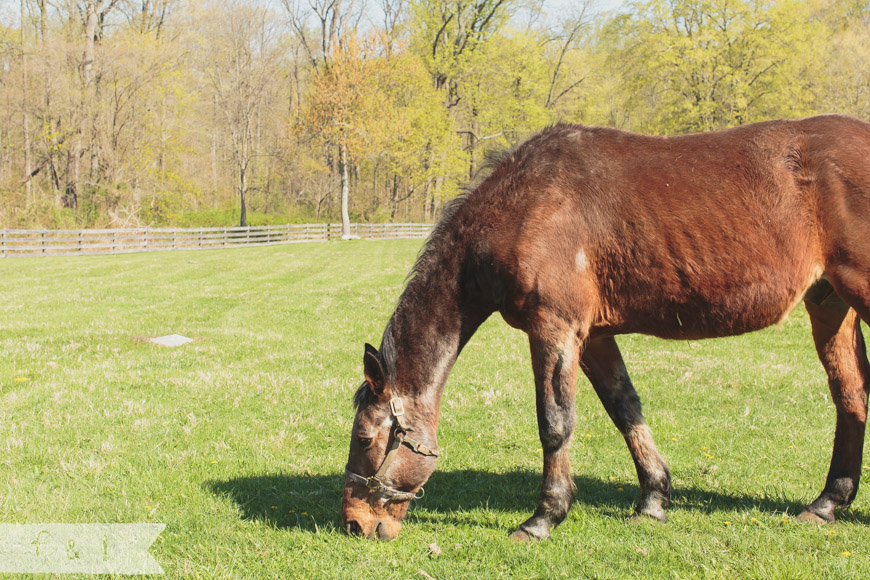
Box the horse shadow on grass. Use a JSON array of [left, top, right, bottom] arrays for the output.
[[206, 469, 870, 533]]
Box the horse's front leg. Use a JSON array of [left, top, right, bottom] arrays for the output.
[[511, 325, 581, 541]]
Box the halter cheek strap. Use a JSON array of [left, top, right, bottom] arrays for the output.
[[345, 397, 439, 502]]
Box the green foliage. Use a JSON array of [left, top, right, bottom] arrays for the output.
[[605, 0, 826, 133], [456, 29, 554, 144], [410, 0, 518, 98], [6, 1, 870, 227], [170, 206, 324, 227], [818, 2, 870, 119], [377, 50, 468, 208]]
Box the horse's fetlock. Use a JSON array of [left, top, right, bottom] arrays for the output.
[[635, 490, 668, 522], [644, 463, 671, 495], [542, 479, 574, 503], [829, 476, 858, 504], [539, 479, 574, 523]]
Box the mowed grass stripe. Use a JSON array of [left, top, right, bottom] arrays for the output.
[[1, 240, 868, 579]]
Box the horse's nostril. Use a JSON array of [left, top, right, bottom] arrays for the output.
[[375, 522, 394, 541], [346, 520, 363, 536]]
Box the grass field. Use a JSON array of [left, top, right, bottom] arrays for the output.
[[1, 239, 869, 579]]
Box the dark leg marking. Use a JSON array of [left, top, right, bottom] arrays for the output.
[[581, 336, 671, 522]]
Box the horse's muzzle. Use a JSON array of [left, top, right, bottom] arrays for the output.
[[343, 518, 401, 541]]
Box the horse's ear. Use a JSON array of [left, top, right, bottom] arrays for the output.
[[363, 343, 388, 396]]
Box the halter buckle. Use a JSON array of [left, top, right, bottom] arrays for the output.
[[365, 476, 382, 491], [389, 397, 405, 416]]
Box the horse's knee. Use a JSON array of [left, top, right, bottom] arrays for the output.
[[538, 412, 574, 451], [828, 362, 869, 423], [540, 422, 573, 452], [835, 393, 868, 423]]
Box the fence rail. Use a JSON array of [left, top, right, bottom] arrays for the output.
[[0, 223, 434, 258]]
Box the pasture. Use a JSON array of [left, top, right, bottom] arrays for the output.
[[1, 239, 868, 579]]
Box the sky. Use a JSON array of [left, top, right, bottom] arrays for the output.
[[594, 0, 629, 12], [0, 0, 634, 32]]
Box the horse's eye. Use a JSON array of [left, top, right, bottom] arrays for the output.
[[358, 437, 373, 448]]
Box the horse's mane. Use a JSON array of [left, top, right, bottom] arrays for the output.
[[406, 146, 514, 286], [351, 145, 516, 407]]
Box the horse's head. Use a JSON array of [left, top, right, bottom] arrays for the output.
[[342, 343, 439, 540]]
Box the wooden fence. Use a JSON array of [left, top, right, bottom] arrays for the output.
[[0, 223, 434, 258]]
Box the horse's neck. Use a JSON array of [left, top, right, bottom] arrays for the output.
[[387, 270, 483, 415]]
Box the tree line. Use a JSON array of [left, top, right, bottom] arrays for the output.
[[2, 0, 869, 229]]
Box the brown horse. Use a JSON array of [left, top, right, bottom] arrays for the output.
[[342, 115, 870, 541]]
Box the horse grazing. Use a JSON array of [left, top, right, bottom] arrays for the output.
[[342, 115, 870, 541]]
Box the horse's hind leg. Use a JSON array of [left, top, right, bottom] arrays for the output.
[[581, 336, 672, 522], [798, 284, 870, 523], [511, 322, 582, 541]]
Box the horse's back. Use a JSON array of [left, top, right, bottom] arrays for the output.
[[481, 116, 870, 339]]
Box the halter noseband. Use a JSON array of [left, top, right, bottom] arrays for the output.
[[345, 397, 439, 502]]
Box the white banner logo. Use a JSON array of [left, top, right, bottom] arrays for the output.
[[0, 524, 165, 575]]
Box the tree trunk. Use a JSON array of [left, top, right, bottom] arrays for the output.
[[66, 0, 100, 209], [211, 93, 219, 193], [390, 174, 399, 219], [339, 141, 351, 237], [468, 113, 479, 180], [239, 166, 248, 227], [37, 0, 47, 41], [64, 149, 78, 209], [21, 0, 32, 203]]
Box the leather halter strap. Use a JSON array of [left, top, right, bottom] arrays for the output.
[[345, 397, 439, 502]]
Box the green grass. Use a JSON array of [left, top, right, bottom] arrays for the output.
[[1, 239, 868, 579]]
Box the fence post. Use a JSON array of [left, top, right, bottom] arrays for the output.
[[198, 228, 203, 248], [41, 231, 46, 254], [1, 230, 5, 258], [143, 228, 149, 251]]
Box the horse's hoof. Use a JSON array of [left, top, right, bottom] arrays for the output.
[[628, 511, 667, 524], [510, 529, 533, 542], [509, 528, 546, 542], [796, 510, 832, 524]]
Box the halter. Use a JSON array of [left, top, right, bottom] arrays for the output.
[[345, 397, 439, 502]]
